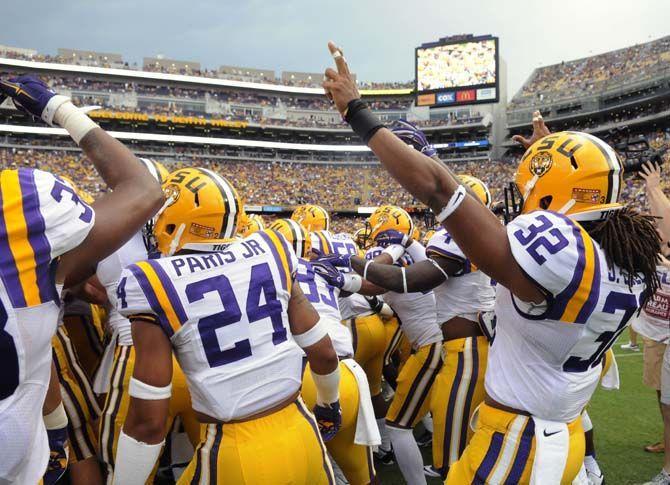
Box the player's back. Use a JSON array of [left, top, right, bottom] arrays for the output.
[[118, 230, 304, 422], [0, 168, 95, 483], [426, 228, 495, 324], [487, 210, 644, 422]]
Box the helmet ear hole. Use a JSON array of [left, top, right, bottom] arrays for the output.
[[540, 196, 553, 210], [166, 224, 176, 235]]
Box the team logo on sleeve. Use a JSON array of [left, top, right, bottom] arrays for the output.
[[529, 152, 553, 177]]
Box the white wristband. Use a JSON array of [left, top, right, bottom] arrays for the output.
[[53, 101, 99, 144], [311, 365, 341, 406], [293, 317, 329, 348], [342, 273, 362, 293], [362, 260, 372, 280], [44, 402, 68, 430], [129, 377, 172, 400], [382, 244, 405, 263], [113, 430, 164, 485], [435, 185, 467, 223], [405, 240, 427, 262]]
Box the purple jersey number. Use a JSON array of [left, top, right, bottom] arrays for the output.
[[185, 262, 287, 368], [513, 214, 569, 265], [51, 178, 93, 223], [297, 262, 338, 310]]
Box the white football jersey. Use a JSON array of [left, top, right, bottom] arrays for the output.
[[117, 230, 305, 421], [296, 259, 353, 358], [487, 210, 644, 422], [0, 169, 94, 483], [633, 265, 670, 343], [365, 246, 442, 349], [426, 228, 496, 324], [96, 231, 148, 346]]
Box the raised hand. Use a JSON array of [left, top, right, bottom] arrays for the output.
[[0, 75, 70, 125], [312, 249, 353, 269], [640, 160, 662, 190], [322, 42, 361, 116], [389, 119, 437, 157], [512, 110, 551, 149]]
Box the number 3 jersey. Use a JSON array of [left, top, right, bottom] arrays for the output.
[[487, 210, 644, 422], [0, 169, 94, 483], [117, 230, 305, 422]]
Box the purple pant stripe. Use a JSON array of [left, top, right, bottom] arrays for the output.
[[504, 418, 535, 485], [474, 431, 505, 484]]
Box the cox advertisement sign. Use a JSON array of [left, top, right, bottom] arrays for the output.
[[435, 91, 456, 105]]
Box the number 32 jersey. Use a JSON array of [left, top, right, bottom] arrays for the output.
[[487, 210, 644, 422], [117, 230, 305, 422], [0, 169, 94, 484]]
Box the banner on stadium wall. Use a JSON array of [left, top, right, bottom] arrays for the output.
[[440, 139, 489, 148], [244, 205, 263, 212], [456, 90, 476, 102], [476, 88, 496, 100], [262, 205, 284, 212], [435, 92, 456, 105], [88, 110, 248, 128]]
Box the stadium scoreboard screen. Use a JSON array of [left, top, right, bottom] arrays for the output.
[[415, 35, 499, 107]]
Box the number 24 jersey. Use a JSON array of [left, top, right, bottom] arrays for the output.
[[487, 210, 644, 422], [117, 230, 305, 422]]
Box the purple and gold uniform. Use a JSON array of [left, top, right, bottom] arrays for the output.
[[448, 210, 643, 484], [0, 169, 94, 484], [118, 230, 334, 485]]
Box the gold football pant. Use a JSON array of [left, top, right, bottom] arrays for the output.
[[62, 305, 106, 383], [386, 341, 443, 429], [178, 398, 335, 485], [383, 316, 411, 371], [302, 362, 376, 485], [431, 336, 488, 475], [52, 325, 101, 462], [445, 403, 585, 484], [346, 314, 386, 396], [99, 343, 200, 478]]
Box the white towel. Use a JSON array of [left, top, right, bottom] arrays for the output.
[[93, 330, 119, 394], [530, 417, 569, 485], [341, 359, 381, 446], [600, 353, 620, 390]]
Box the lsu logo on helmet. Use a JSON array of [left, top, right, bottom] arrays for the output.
[[152, 167, 242, 255], [291, 204, 330, 232], [505, 131, 623, 223], [366, 205, 414, 241]]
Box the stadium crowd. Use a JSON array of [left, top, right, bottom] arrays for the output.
[[509, 35, 670, 109]]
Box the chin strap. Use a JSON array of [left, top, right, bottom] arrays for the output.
[[556, 199, 576, 214], [167, 224, 186, 256], [523, 175, 539, 202]]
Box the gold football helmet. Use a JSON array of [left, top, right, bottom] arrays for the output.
[[238, 213, 265, 237], [421, 229, 436, 247], [291, 204, 330, 232], [153, 167, 242, 255], [138, 158, 170, 184], [353, 227, 371, 250], [366, 205, 414, 242], [269, 218, 312, 258], [458, 174, 492, 208], [506, 131, 623, 222]]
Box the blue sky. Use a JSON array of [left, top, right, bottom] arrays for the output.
[[2, 0, 668, 97]]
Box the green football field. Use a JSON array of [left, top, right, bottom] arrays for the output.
[[377, 334, 665, 485]]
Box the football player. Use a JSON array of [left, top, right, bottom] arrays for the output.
[[237, 213, 265, 237], [112, 169, 340, 484], [310, 225, 394, 464], [0, 76, 162, 483], [271, 218, 380, 485], [315, 205, 444, 485], [323, 44, 661, 484], [291, 203, 331, 231], [342, 175, 496, 480], [95, 161, 202, 483]]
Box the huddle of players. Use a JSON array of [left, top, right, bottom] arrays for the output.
[[0, 37, 666, 485]]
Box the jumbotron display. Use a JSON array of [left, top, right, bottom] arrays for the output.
[[415, 35, 499, 107]]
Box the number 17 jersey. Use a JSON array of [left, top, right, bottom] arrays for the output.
[[117, 230, 304, 422], [487, 210, 644, 422]]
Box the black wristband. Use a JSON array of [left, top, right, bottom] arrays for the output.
[[344, 99, 384, 143]]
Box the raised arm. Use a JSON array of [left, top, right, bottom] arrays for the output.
[[322, 43, 543, 303], [641, 161, 670, 242], [0, 76, 163, 286]]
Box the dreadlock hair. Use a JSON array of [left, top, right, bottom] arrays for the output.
[[582, 206, 661, 307]]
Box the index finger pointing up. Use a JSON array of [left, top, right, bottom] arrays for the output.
[[328, 41, 350, 76]]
